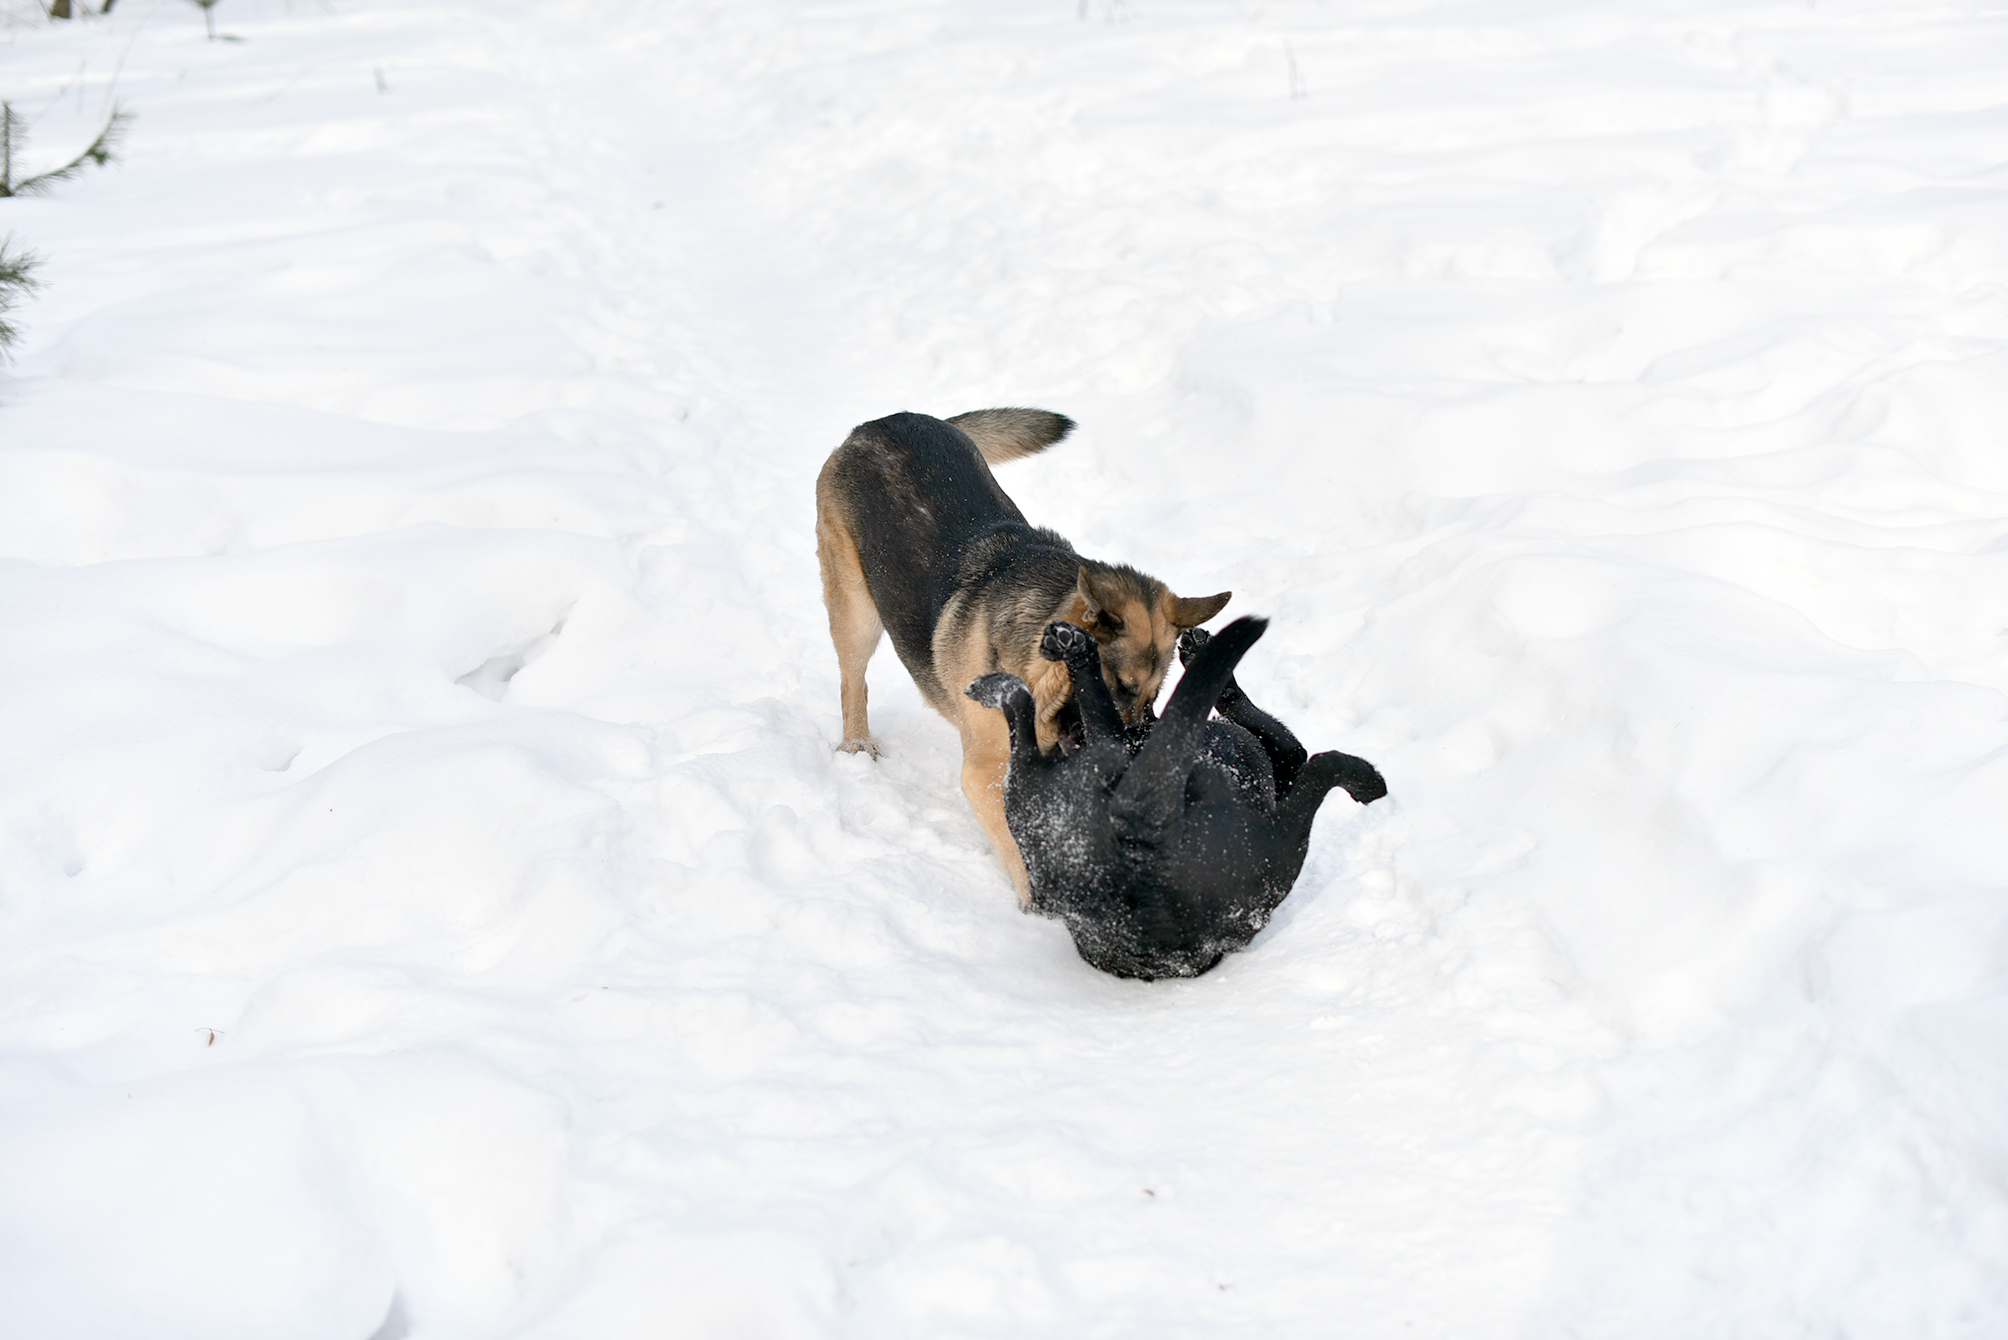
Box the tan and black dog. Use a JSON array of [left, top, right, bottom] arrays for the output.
[[816, 408, 1230, 899]]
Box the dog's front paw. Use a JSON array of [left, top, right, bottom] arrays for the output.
[[967, 671, 1030, 711], [1040, 621, 1094, 663], [1176, 626, 1212, 666], [836, 737, 881, 760]]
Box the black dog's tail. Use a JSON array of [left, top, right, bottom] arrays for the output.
[[947, 408, 1075, 464], [1110, 616, 1267, 836]]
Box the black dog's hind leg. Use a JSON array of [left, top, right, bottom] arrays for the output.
[[1314, 750, 1387, 806], [1112, 616, 1268, 835], [1040, 622, 1126, 746], [1179, 626, 1310, 792], [1276, 749, 1388, 843], [1245, 749, 1387, 917]]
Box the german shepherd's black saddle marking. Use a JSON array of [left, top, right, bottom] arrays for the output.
[[966, 616, 1386, 980]]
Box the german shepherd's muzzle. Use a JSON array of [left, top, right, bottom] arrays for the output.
[[967, 618, 1387, 980]]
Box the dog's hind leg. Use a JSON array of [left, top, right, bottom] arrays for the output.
[[816, 492, 883, 757], [1307, 750, 1388, 807], [1272, 751, 1389, 868], [1112, 617, 1267, 835], [1179, 626, 1310, 791]]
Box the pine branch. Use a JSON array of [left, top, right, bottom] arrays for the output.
[[4, 104, 131, 197], [1, 103, 18, 197], [0, 237, 45, 360]]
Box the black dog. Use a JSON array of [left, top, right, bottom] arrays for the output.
[[966, 616, 1386, 980]]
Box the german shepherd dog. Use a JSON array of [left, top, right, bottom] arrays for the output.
[[966, 618, 1387, 979], [816, 409, 1231, 897]]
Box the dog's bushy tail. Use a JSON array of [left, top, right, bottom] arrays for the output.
[[948, 408, 1075, 464]]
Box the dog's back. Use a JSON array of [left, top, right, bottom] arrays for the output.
[[820, 410, 1073, 705]]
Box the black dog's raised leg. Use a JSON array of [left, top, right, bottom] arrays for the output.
[[1111, 616, 1268, 834], [1178, 626, 1309, 791], [1274, 748, 1388, 851], [1301, 749, 1387, 807], [966, 671, 1047, 776], [1039, 622, 1127, 746], [1330, 751, 1388, 805]]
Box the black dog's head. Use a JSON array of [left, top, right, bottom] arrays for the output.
[[967, 617, 1386, 980]]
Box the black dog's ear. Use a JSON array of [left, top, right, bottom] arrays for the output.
[[1166, 590, 1231, 628]]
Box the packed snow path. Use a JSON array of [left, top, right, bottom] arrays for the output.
[[3, 1, 2005, 1336]]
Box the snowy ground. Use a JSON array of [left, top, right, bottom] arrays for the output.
[[2, 0, 2006, 1335]]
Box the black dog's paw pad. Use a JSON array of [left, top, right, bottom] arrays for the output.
[[967, 671, 1029, 709], [1177, 626, 1212, 665], [1040, 621, 1094, 663]]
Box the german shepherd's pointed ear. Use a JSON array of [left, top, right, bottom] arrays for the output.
[[1165, 589, 1231, 628], [1075, 565, 1131, 638]]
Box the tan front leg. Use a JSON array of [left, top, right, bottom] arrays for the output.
[[815, 499, 883, 757], [958, 712, 1031, 905]]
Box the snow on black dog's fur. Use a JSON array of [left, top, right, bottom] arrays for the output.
[[968, 617, 1386, 980]]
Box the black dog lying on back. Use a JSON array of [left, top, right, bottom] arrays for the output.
[[966, 616, 1386, 980]]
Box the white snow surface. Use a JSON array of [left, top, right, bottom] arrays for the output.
[[3, 0, 2006, 1335]]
